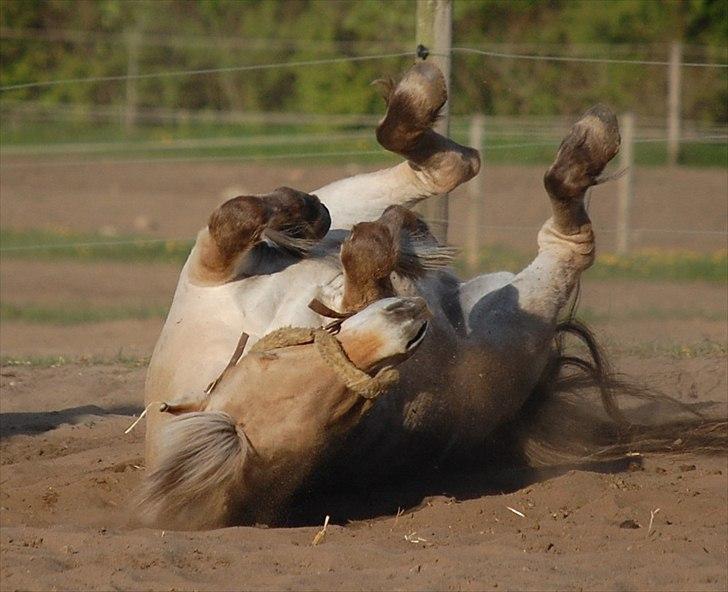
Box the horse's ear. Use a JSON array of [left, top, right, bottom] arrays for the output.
[[371, 77, 395, 105]]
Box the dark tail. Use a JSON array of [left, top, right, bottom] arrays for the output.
[[507, 319, 727, 467]]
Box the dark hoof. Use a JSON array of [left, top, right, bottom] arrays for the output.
[[266, 186, 331, 242], [209, 187, 330, 261], [544, 104, 621, 202], [375, 62, 447, 155]]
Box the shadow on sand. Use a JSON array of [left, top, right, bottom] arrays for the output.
[[0, 404, 144, 439], [283, 456, 639, 527]]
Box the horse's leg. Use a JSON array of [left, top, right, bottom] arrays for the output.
[[463, 104, 619, 330], [454, 105, 620, 421], [187, 186, 330, 285], [315, 63, 480, 230]]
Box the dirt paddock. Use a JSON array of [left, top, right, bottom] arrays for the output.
[[1, 161, 726, 591]]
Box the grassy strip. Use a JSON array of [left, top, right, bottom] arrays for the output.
[[461, 245, 728, 283], [0, 303, 168, 325], [577, 307, 726, 323], [0, 353, 150, 369], [0, 228, 193, 263], [1, 301, 722, 327], [2, 120, 725, 167], [3, 228, 727, 282]]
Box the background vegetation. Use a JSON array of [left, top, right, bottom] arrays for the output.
[[1, 0, 726, 121]]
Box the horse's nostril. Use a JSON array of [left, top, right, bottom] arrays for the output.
[[384, 297, 429, 319]]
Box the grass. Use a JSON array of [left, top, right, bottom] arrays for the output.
[[1, 119, 725, 167], [577, 307, 726, 323], [460, 245, 728, 283], [0, 352, 150, 368], [3, 228, 727, 282], [0, 228, 193, 264], [0, 303, 168, 325], [2, 300, 723, 327]]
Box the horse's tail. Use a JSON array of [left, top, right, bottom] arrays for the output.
[[136, 411, 249, 529], [507, 319, 727, 467]]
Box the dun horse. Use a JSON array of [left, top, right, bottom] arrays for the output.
[[141, 62, 726, 528]]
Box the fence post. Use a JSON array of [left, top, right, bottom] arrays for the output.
[[667, 41, 682, 166], [416, 0, 452, 243], [466, 113, 485, 272], [124, 28, 141, 134], [617, 112, 635, 254]]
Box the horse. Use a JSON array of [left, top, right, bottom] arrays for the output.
[[141, 61, 726, 526]]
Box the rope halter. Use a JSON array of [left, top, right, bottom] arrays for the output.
[[250, 326, 399, 399]]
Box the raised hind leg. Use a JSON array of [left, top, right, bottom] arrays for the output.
[[315, 63, 480, 230], [461, 105, 620, 343], [188, 186, 330, 285], [443, 105, 620, 443]]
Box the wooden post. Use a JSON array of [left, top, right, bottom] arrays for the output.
[[124, 28, 141, 134], [617, 112, 635, 255], [466, 113, 485, 272], [667, 41, 682, 166], [416, 0, 452, 243]]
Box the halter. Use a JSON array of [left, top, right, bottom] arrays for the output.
[[249, 326, 399, 400]]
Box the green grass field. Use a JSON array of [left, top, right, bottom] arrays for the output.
[[3, 228, 726, 282], [1, 119, 725, 167], [0, 228, 194, 263], [0, 303, 168, 325]]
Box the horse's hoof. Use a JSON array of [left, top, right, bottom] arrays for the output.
[[266, 186, 331, 242], [375, 62, 448, 155], [544, 104, 621, 202]]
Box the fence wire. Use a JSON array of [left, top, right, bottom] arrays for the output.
[[2, 44, 727, 92]]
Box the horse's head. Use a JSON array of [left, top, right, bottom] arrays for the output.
[[336, 296, 430, 373]]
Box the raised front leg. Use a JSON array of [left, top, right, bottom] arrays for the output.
[[188, 186, 330, 285], [315, 63, 480, 230]]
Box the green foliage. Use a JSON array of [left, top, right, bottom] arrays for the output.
[[3, 228, 727, 282], [1, 0, 725, 121], [0, 352, 150, 367]]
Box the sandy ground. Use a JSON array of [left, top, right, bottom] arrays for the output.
[[1, 358, 726, 591], [1, 161, 727, 591]]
